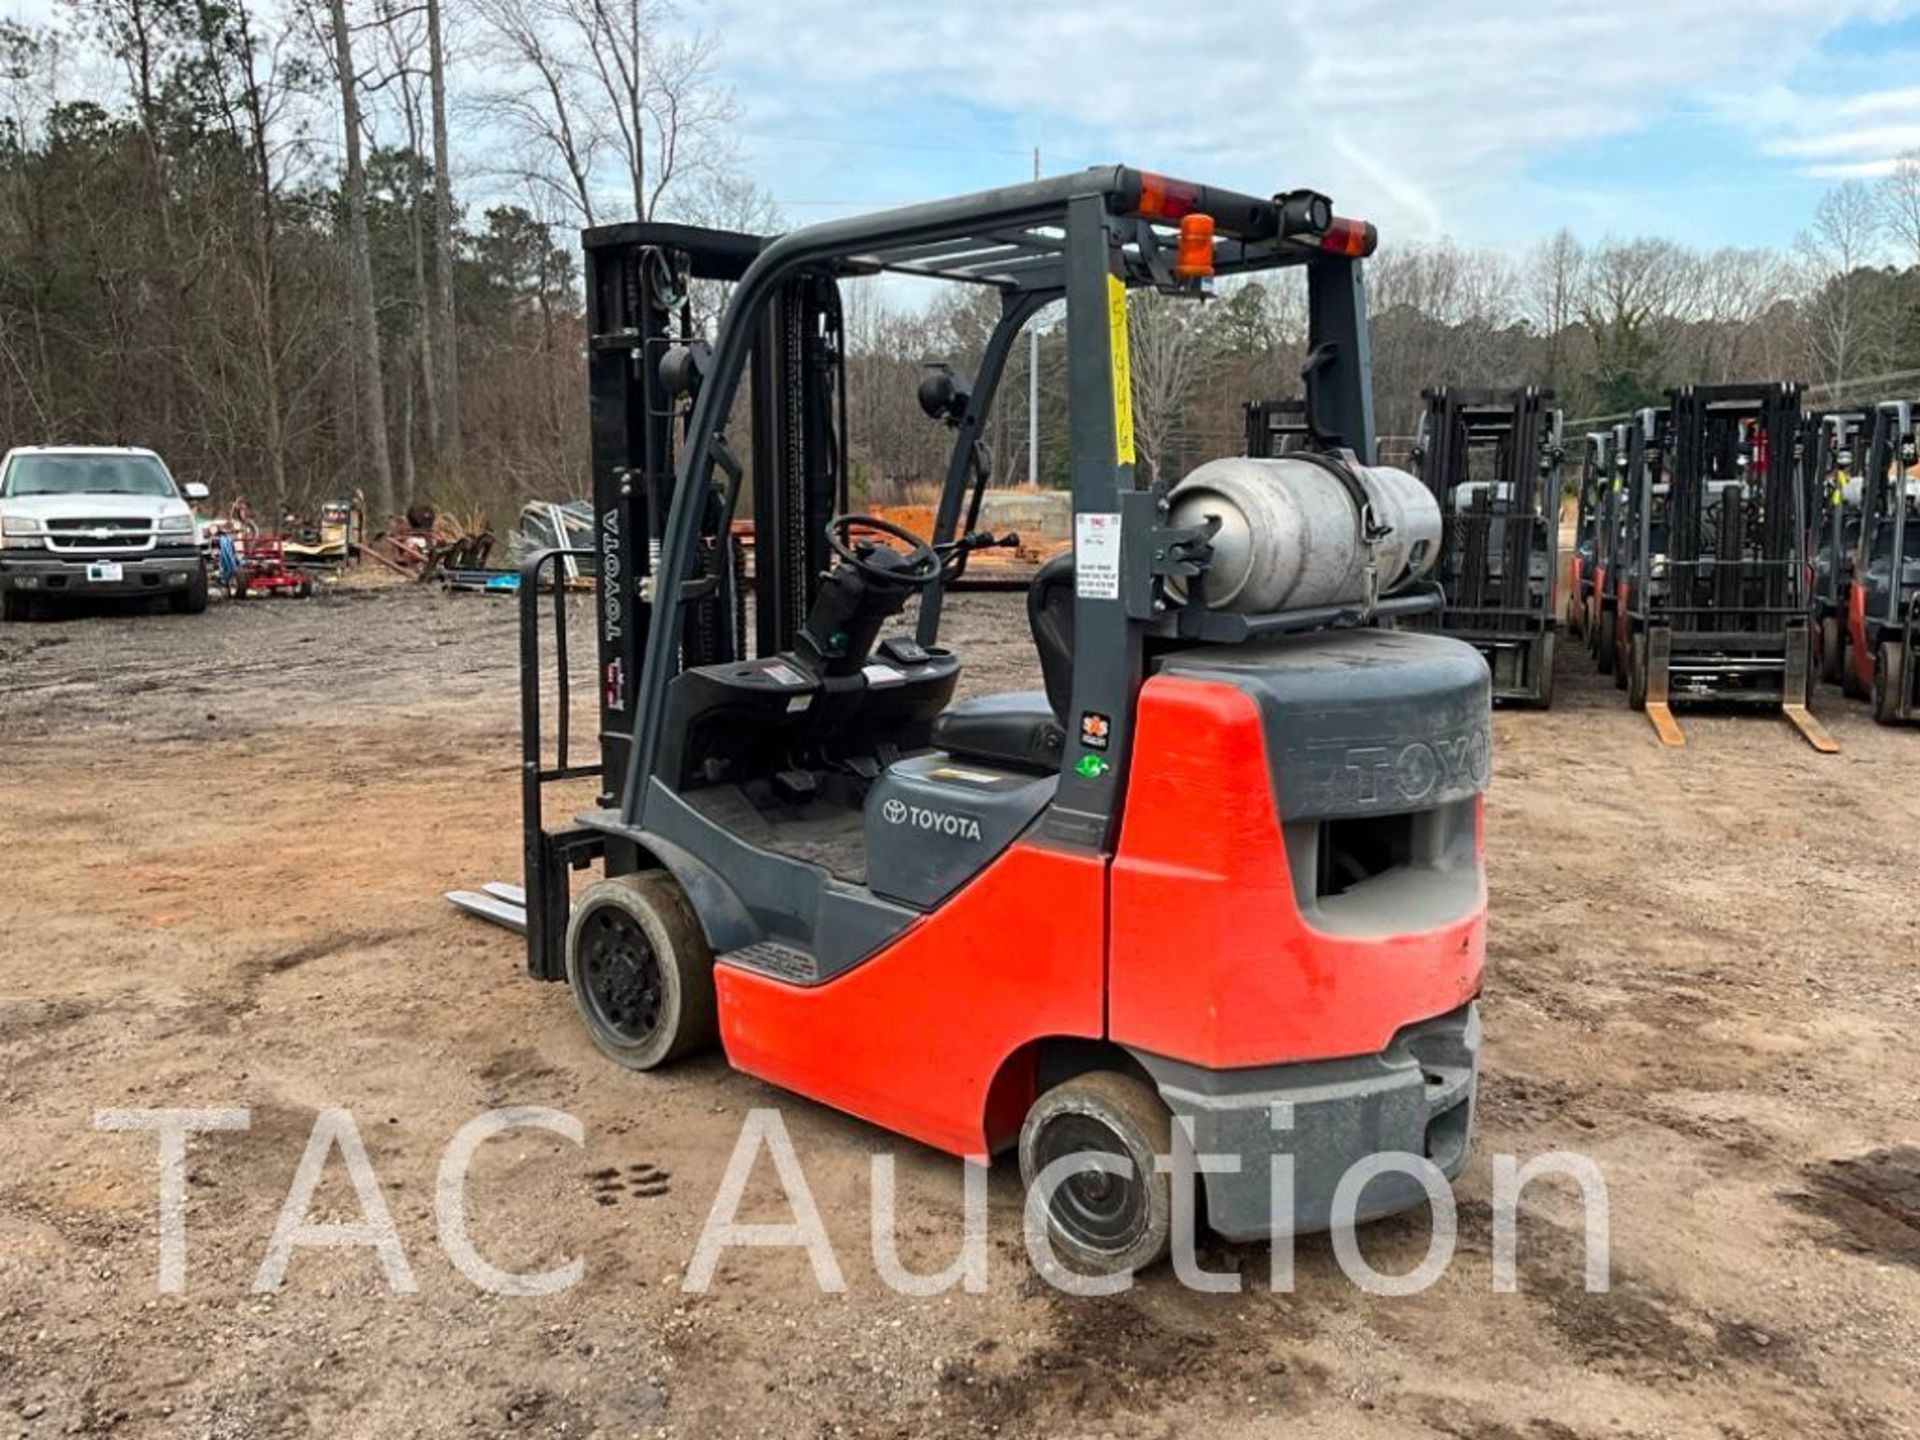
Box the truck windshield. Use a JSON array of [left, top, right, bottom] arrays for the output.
[[2, 454, 178, 498]]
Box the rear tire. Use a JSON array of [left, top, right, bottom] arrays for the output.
[[1819, 614, 1843, 686], [0, 592, 28, 622], [565, 871, 717, 1071], [1596, 608, 1617, 674], [1627, 631, 1648, 710], [1873, 641, 1906, 726], [1018, 1070, 1174, 1277]]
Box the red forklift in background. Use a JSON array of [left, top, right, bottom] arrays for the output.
[[467, 169, 1492, 1275], [1846, 400, 1920, 723], [1805, 411, 1866, 687]]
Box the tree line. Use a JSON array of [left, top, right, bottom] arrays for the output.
[[0, 0, 759, 524], [6, 1, 1920, 523]]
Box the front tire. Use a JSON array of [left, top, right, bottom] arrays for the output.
[[564, 872, 717, 1071], [1873, 641, 1907, 726], [1018, 1070, 1174, 1277], [1596, 608, 1618, 674], [0, 592, 28, 622], [170, 565, 209, 614], [1819, 614, 1843, 686], [1627, 631, 1648, 710]]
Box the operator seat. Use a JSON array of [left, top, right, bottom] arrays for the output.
[[927, 553, 1076, 775]]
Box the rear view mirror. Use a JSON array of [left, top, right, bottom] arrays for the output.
[[184, 482, 210, 501]]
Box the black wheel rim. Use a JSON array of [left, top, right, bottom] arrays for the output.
[[577, 904, 664, 1044], [1033, 1113, 1146, 1252]]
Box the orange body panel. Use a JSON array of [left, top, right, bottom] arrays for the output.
[[714, 843, 1106, 1156], [1850, 578, 1872, 692], [1108, 677, 1484, 1069]]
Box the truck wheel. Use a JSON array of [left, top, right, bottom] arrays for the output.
[[1018, 1070, 1174, 1277], [1, 592, 28, 623], [1873, 641, 1906, 726], [170, 566, 209, 615], [564, 872, 716, 1071], [1596, 610, 1617, 674], [1627, 632, 1648, 710], [1819, 615, 1843, 686]]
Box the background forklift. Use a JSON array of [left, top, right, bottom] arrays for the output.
[[1568, 429, 1614, 644], [477, 168, 1492, 1275], [1585, 419, 1636, 676], [1611, 383, 1835, 751], [1407, 387, 1563, 705], [1805, 410, 1867, 687], [1845, 399, 1920, 723], [1243, 395, 1313, 456]]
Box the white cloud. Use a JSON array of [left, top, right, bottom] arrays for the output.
[[711, 0, 1913, 241]]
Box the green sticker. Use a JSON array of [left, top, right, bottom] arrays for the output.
[[1074, 754, 1109, 780]]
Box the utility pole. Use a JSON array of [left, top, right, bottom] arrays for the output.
[[1029, 146, 1040, 487]]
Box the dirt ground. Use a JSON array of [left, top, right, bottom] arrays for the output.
[[1, 578, 1917, 1440]]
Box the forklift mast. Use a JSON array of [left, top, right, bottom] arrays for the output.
[[1406, 386, 1563, 705], [1614, 384, 1833, 750], [582, 223, 848, 794]]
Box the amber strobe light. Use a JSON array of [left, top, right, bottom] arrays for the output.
[[1174, 214, 1218, 281]]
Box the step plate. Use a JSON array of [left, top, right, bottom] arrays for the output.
[[721, 942, 820, 985]]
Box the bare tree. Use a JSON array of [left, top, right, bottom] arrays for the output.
[[1128, 290, 1211, 484], [324, 0, 396, 517], [1525, 230, 1583, 392], [468, 0, 736, 225], [1880, 151, 1920, 270], [1796, 180, 1886, 390], [425, 0, 458, 461]]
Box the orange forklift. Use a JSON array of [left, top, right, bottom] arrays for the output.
[[477, 170, 1492, 1273]]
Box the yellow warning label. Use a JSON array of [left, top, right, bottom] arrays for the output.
[[1107, 273, 1136, 466]]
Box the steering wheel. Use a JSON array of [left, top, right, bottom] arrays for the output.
[[825, 514, 941, 586]]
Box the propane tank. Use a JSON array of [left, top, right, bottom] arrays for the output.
[[1167, 455, 1441, 614]]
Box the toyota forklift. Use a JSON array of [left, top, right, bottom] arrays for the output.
[[1844, 399, 1920, 723], [1407, 387, 1564, 705], [488, 169, 1491, 1275], [1568, 429, 1613, 644], [1611, 383, 1836, 751], [1805, 409, 1867, 687]]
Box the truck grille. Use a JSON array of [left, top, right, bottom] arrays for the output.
[[44, 518, 155, 551]]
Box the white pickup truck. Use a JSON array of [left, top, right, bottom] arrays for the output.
[[0, 446, 211, 619]]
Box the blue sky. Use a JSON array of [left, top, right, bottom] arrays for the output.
[[16, 0, 1920, 252], [706, 0, 1920, 252]]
